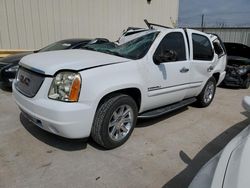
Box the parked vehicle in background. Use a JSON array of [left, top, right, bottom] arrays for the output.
[[13, 20, 226, 149], [222, 42, 250, 89], [189, 96, 250, 188], [0, 38, 109, 87]]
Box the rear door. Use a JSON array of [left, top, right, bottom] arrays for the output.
[[186, 29, 215, 95]]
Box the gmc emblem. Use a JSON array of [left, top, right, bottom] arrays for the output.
[[19, 75, 30, 86]]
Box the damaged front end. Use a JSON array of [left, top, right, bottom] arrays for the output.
[[222, 57, 250, 88]]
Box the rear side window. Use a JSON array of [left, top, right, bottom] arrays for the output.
[[154, 32, 186, 62], [192, 34, 214, 61]]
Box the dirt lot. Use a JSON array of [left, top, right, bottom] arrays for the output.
[[0, 86, 249, 188]]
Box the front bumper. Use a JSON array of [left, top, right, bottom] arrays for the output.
[[13, 81, 96, 139]]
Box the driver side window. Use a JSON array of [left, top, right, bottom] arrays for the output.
[[153, 32, 186, 64]]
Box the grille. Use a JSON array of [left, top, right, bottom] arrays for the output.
[[15, 67, 45, 97]]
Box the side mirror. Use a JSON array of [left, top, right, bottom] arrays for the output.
[[154, 50, 177, 65]]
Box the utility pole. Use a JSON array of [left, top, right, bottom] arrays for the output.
[[201, 14, 204, 31]]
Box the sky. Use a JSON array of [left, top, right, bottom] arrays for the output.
[[178, 0, 250, 27]]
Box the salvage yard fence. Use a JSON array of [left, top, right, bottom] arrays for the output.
[[195, 27, 250, 46]]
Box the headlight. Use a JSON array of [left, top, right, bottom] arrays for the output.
[[5, 65, 19, 72], [237, 66, 247, 75], [48, 71, 81, 102]]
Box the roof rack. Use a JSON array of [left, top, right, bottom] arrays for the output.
[[144, 19, 172, 29]]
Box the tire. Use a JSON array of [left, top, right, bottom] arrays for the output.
[[242, 78, 250, 89], [196, 77, 216, 107], [91, 94, 138, 149]]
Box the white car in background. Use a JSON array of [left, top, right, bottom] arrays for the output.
[[189, 96, 250, 188]]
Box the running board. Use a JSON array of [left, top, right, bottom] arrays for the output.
[[138, 98, 197, 119]]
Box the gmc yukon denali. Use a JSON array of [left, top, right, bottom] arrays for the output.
[[13, 21, 227, 149]]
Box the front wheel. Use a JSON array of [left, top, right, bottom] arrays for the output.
[[196, 77, 216, 107], [242, 78, 250, 89], [91, 94, 138, 149]]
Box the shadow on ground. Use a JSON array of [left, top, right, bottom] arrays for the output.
[[136, 107, 188, 128], [0, 83, 12, 92], [20, 107, 189, 151], [218, 84, 242, 90], [20, 113, 88, 151], [162, 111, 250, 188]]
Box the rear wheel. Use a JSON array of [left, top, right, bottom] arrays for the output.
[[91, 94, 138, 149], [196, 77, 216, 107]]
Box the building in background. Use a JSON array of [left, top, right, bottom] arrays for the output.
[[0, 0, 179, 50]]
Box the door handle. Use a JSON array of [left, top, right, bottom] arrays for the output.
[[207, 66, 214, 72], [180, 67, 189, 73]]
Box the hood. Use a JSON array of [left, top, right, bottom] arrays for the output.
[[223, 132, 250, 188], [189, 126, 250, 188], [223, 97, 250, 188], [0, 52, 33, 64], [20, 50, 130, 75], [211, 125, 250, 188], [227, 56, 250, 66]]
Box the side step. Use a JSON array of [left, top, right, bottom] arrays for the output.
[[138, 97, 197, 119]]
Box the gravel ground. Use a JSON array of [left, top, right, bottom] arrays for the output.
[[0, 86, 249, 188]]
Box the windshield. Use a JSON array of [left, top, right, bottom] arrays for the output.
[[83, 32, 159, 59], [38, 41, 74, 52]]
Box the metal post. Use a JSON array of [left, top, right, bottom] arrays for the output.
[[201, 14, 204, 31]]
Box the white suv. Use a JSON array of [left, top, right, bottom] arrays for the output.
[[13, 21, 227, 149]]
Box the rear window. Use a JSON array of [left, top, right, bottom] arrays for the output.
[[213, 39, 224, 57]]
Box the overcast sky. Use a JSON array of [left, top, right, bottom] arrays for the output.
[[178, 0, 250, 27]]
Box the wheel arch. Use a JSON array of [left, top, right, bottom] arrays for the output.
[[212, 72, 220, 84], [97, 88, 142, 111]]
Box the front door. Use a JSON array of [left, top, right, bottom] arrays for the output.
[[144, 31, 191, 110]]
